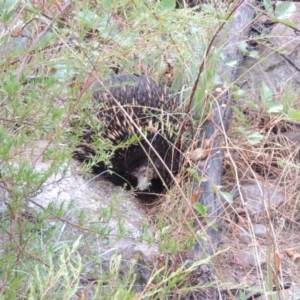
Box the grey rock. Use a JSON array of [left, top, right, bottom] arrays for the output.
[[0, 24, 29, 58], [253, 224, 267, 238], [236, 246, 266, 267], [234, 182, 283, 216], [237, 2, 300, 96], [0, 141, 158, 292], [235, 227, 251, 244]]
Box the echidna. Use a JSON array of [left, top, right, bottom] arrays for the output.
[[74, 74, 182, 195]]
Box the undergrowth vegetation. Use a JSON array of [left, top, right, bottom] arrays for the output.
[[1, 0, 300, 299], [0, 0, 222, 298]]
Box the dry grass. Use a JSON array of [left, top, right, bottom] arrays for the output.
[[219, 103, 300, 295]]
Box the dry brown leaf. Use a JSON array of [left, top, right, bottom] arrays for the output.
[[272, 252, 281, 283], [11, 27, 23, 38], [283, 248, 295, 257], [219, 140, 225, 147], [53, 0, 62, 11], [188, 148, 208, 161], [282, 248, 300, 261], [191, 193, 199, 203], [293, 253, 300, 261], [204, 138, 210, 148]]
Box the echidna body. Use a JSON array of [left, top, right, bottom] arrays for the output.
[[74, 75, 181, 195]]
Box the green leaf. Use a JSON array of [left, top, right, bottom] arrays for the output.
[[199, 233, 208, 241], [158, 0, 176, 10], [260, 82, 273, 104], [271, 18, 298, 29], [224, 58, 238, 67], [288, 107, 300, 121], [237, 41, 259, 58], [274, 2, 296, 20], [0, 0, 19, 10], [77, 10, 100, 27], [247, 131, 264, 145], [201, 4, 216, 14], [239, 291, 248, 300], [235, 126, 247, 136], [193, 202, 207, 216], [266, 102, 283, 113], [248, 50, 259, 59], [232, 86, 245, 99], [260, 82, 284, 113], [237, 41, 248, 52], [187, 168, 207, 182], [119, 33, 139, 47], [263, 0, 273, 14], [220, 191, 233, 203], [51, 63, 76, 82], [245, 100, 259, 109]]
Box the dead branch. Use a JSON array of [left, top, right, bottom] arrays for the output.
[[186, 0, 257, 298]]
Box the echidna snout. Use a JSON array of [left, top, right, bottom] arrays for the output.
[[132, 164, 158, 191]]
